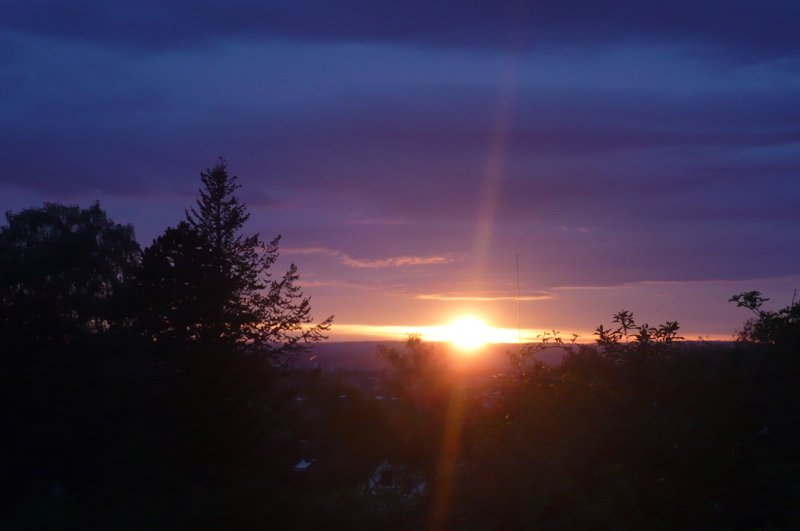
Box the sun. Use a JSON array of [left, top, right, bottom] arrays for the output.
[[442, 316, 492, 352]]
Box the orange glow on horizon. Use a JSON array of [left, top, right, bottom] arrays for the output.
[[327, 323, 735, 344], [329, 321, 548, 345]]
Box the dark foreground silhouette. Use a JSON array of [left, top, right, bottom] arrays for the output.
[[2, 162, 798, 530]]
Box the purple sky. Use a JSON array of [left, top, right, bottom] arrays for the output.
[[3, 1, 800, 341]]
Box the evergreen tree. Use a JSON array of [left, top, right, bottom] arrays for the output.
[[139, 159, 331, 359]]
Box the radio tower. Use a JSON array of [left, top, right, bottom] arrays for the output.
[[516, 254, 521, 344]]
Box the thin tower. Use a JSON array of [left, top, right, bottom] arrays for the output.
[[516, 254, 521, 344]]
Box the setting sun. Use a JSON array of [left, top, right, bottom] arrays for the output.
[[441, 316, 492, 351]]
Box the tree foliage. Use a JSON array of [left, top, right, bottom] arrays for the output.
[[378, 335, 450, 409], [138, 159, 332, 358], [8, 177, 800, 529], [0, 161, 342, 530], [730, 290, 800, 349], [0, 202, 140, 344], [594, 309, 683, 352], [512, 310, 683, 377]]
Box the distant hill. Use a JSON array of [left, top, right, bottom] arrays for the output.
[[299, 341, 568, 371]]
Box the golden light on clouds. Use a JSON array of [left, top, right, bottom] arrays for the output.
[[414, 293, 553, 302], [283, 246, 459, 269]]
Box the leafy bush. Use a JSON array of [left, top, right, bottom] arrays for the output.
[[730, 290, 800, 349]]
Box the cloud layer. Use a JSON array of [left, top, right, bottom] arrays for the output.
[[5, 1, 800, 60], [2, 1, 799, 336]]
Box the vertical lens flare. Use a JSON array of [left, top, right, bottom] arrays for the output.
[[429, 386, 467, 531], [471, 56, 519, 282]]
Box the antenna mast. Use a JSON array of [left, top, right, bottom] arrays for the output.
[[516, 254, 521, 344]]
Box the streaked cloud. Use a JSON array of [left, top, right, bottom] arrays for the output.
[[415, 293, 553, 302], [283, 246, 460, 269], [340, 255, 454, 269], [283, 247, 340, 257], [559, 225, 593, 233], [296, 279, 376, 290], [347, 216, 412, 226]]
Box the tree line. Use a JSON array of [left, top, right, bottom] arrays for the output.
[[1, 160, 336, 529], [1, 159, 799, 530], [1, 158, 331, 357]]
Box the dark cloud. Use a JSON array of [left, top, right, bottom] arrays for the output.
[[247, 87, 800, 234], [2, 1, 799, 319], [3, 1, 800, 60], [4, 83, 798, 236]]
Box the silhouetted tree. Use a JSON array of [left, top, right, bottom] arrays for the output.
[[378, 335, 454, 473], [137, 221, 206, 346], [139, 159, 332, 359], [0, 202, 140, 345], [594, 309, 682, 357], [379, 335, 450, 410], [0, 203, 142, 525], [730, 290, 800, 349]]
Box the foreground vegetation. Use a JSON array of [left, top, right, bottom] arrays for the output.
[[2, 162, 799, 530]]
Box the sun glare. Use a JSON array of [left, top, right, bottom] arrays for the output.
[[442, 316, 492, 352]]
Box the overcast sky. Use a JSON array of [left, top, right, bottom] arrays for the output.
[[3, 1, 800, 340]]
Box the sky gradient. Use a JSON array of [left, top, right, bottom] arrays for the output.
[[3, 1, 800, 341]]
